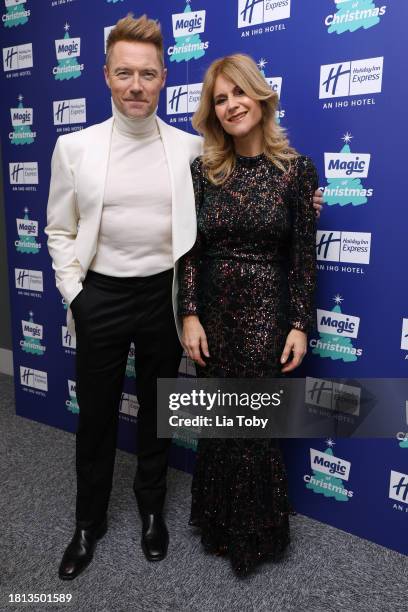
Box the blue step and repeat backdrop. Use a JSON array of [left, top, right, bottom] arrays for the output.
[[0, 0, 407, 556]]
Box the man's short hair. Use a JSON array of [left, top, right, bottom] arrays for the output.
[[106, 14, 164, 68]]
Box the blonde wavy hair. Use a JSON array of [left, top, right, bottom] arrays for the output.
[[192, 54, 297, 185]]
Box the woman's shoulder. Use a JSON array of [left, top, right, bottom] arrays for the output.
[[191, 156, 208, 182], [191, 155, 204, 171], [293, 153, 317, 170], [291, 154, 318, 183]]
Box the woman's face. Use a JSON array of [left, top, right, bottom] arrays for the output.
[[213, 73, 263, 141]]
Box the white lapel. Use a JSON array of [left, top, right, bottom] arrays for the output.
[[75, 117, 114, 269], [157, 117, 197, 263]]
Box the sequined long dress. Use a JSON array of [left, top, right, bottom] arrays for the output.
[[178, 154, 317, 576]]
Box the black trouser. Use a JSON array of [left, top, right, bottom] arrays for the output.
[[71, 269, 182, 524]]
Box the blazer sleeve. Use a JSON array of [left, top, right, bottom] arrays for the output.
[[287, 155, 318, 333], [44, 137, 83, 306]]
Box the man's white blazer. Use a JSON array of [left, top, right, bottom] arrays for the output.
[[45, 116, 202, 338]]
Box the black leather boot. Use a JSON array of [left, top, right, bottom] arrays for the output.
[[141, 514, 169, 561], [58, 517, 107, 580]]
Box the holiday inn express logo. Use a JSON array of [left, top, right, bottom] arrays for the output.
[[119, 392, 139, 417], [319, 56, 383, 99], [238, 0, 291, 28], [53, 98, 86, 125], [305, 378, 361, 417], [9, 162, 38, 185], [3, 43, 32, 71], [389, 470, 408, 505], [62, 326, 76, 350], [20, 365, 47, 391], [316, 231, 371, 265], [167, 83, 202, 115], [15, 268, 43, 292]]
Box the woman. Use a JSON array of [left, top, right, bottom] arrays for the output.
[[178, 54, 318, 576]]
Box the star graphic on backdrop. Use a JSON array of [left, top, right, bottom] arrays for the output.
[[18, 94, 23, 102], [24, 207, 29, 214], [342, 132, 353, 144], [325, 438, 336, 447], [64, 22, 70, 32], [257, 58, 267, 70], [333, 294, 344, 305], [29, 311, 34, 318]]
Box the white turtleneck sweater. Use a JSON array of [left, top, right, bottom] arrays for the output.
[[89, 102, 173, 277]]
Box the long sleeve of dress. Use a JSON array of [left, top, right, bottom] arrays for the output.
[[288, 155, 318, 333], [178, 157, 204, 317]]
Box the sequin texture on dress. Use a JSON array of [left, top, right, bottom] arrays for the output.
[[178, 153, 318, 576]]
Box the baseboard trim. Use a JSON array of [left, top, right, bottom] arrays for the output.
[[0, 348, 13, 376]]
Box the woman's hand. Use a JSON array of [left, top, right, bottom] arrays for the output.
[[313, 188, 324, 218], [280, 329, 307, 373], [182, 315, 210, 367]]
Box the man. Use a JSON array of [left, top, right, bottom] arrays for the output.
[[46, 14, 323, 580]]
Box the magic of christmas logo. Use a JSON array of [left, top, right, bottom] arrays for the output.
[[53, 23, 84, 80], [310, 294, 363, 362], [257, 58, 285, 123], [20, 311, 46, 355], [66, 379, 79, 414], [15, 208, 41, 253], [304, 439, 354, 501], [9, 95, 36, 145], [397, 400, 408, 449], [168, 0, 209, 63], [126, 342, 136, 379], [325, 0, 386, 35], [172, 429, 198, 452], [2, 0, 30, 28], [323, 133, 373, 206]]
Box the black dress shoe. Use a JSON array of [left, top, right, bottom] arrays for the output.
[[141, 513, 169, 561], [58, 517, 107, 580]]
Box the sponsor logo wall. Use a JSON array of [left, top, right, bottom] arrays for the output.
[[0, 0, 406, 556]]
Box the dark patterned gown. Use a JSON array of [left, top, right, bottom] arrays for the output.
[[178, 153, 317, 576]]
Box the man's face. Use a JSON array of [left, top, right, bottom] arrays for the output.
[[104, 40, 166, 119]]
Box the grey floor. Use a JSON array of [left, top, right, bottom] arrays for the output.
[[1, 373, 407, 612]]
